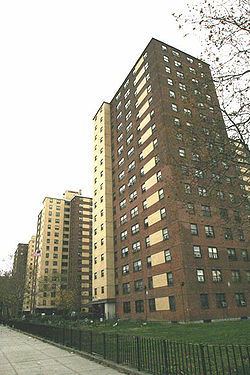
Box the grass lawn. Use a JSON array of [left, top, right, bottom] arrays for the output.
[[81, 319, 250, 345]]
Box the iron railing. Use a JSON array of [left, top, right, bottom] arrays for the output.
[[3, 320, 249, 375]]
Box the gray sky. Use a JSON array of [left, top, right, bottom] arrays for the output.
[[0, 0, 200, 271]]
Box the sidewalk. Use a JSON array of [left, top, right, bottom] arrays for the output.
[[0, 325, 123, 375]]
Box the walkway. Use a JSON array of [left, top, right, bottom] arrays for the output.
[[0, 325, 122, 375]]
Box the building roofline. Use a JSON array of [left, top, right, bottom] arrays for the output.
[[92, 101, 110, 121]]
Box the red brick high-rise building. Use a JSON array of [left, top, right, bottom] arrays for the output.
[[92, 38, 249, 321]]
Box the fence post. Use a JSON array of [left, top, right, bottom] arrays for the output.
[[79, 330, 82, 351], [103, 333, 106, 359], [199, 344, 207, 375], [116, 334, 119, 364], [136, 336, 141, 371], [62, 326, 65, 345], [90, 331, 93, 354], [163, 339, 169, 374]]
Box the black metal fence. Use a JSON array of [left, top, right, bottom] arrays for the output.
[[3, 320, 250, 375]]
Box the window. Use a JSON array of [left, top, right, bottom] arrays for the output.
[[134, 279, 143, 292], [169, 90, 175, 98], [122, 282, 130, 294], [181, 165, 188, 175], [131, 206, 138, 218], [192, 153, 200, 161], [163, 55, 169, 62], [101, 269, 104, 277], [220, 208, 228, 220], [142, 200, 147, 210], [126, 122, 133, 133], [191, 223, 198, 235], [238, 229, 245, 241], [157, 170, 162, 181], [195, 169, 203, 178], [247, 271, 250, 283], [122, 264, 129, 275], [200, 294, 209, 309], [208, 247, 218, 259], [223, 227, 233, 240], [169, 296, 176, 311], [179, 148, 186, 157], [167, 78, 173, 85], [120, 199, 126, 210], [185, 184, 191, 194], [232, 270, 241, 283], [174, 117, 180, 126], [121, 247, 128, 258], [158, 188, 164, 200], [202, 205, 211, 217], [205, 226, 215, 238], [177, 71, 184, 79], [118, 171, 125, 181], [174, 60, 182, 67], [179, 83, 186, 91], [212, 270, 222, 282], [148, 276, 153, 290], [160, 207, 166, 219], [118, 158, 125, 168], [132, 241, 141, 253], [241, 249, 248, 261], [216, 293, 227, 308], [234, 211, 241, 222], [128, 160, 135, 172], [184, 108, 192, 116], [101, 286, 104, 294], [124, 88, 130, 99], [131, 223, 140, 235], [165, 249, 171, 262], [125, 99, 131, 110], [217, 190, 224, 200], [147, 256, 152, 268], [129, 190, 137, 202], [133, 260, 142, 272], [229, 193, 235, 202], [118, 145, 124, 155], [120, 230, 127, 241], [172, 103, 178, 112], [128, 175, 136, 186], [197, 269, 205, 282], [149, 298, 156, 312], [119, 185, 126, 195], [193, 245, 201, 258], [198, 186, 207, 197], [144, 217, 148, 228], [127, 134, 133, 145], [162, 227, 169, 240], [127, 147, 134, 157], [165, 66, 171, 73], [123, 301, 131, 313], [235, 293, 246, 307], [153, 138, 158, 148], [135, 300, 144, 313]]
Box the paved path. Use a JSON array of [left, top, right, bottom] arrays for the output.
[[0, 325, 122, 375]]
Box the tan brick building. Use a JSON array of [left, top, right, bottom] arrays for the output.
[[30, 190, 92, 314]]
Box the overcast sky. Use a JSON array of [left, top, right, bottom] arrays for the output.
[[0, 0, 201, 271]]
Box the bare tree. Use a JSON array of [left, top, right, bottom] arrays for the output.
[[173, 0, 250, 149]]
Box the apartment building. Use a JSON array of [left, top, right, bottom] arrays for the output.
[[12, 243, 28, 315], [22, 235, 36, 313], [31, 190, 92, 314], [92, 38, 249, 321]]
